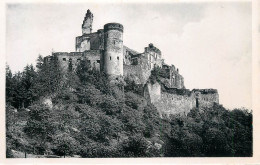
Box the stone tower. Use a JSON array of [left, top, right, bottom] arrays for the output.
[[82, 9, 93, 35], [102, 23, 124, 78]]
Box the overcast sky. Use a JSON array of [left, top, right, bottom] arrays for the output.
[[6, 2, 252, 109]]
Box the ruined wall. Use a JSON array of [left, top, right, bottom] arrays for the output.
[[144, 82, 161, 103], [76, 32, 103, 52], [53, 50, 101, 72], [198, 93, 219, 107], [124, 65, 143, 84], [144, 82, 219, 116], [84, 50, 101, 70], [90, 30, 104, 50], [123, 64, 151, 84], [97, 29, 104, 50], [139, 55, 152, 70], [54, 52, 83, 71], [123, 46, 139, 65], [145, 82, 194, 116], [82, 9, 93, 34], [76, 35, 90, 52], [162, 64, 185, 89], [174, 73, 184, 89], [142, 67, 152, 84], [143, 43, 163, 70], [196, 91, 219, 108], [154, 92, 195, 116]]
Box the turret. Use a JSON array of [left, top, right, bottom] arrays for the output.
[[82, 9, 93, 35], [102, 23, 124, 77]]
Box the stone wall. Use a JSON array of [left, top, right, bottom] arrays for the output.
[[76, 32, 104, 52], [144, 82, 161, 103], [145, 82, 194, 116], [54, 52, 83, 71], [76, 35, 90, 52], [123, 46, 139, 65], [197, 92, 219, 108], [162, 64, 185, 89], [123, 64, 151, 84], [84, 50, 101, 71], [154, 92, 195, 116], [82, 9, 93, 35], [123, 64, 143, 84], [103, 23, 124, 76], [143, 43, 163, 70], [144, 82, 219, 116], [53, 50, 101, 72]]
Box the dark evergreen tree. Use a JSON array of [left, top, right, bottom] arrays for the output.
[[6, 65, 15, 105], [34, 55, 63, 96]]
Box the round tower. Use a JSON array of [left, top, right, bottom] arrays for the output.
[[102, 23, 124, 77]]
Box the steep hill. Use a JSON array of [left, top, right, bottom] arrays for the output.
[[5, 57, 252, 157]]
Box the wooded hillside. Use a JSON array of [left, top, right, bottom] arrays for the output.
[[6, 56, 252, 157]]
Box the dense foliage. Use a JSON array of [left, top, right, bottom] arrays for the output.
[[6, 58, 252, 158]]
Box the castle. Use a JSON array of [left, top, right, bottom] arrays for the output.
[[44, 9, 219, 116]]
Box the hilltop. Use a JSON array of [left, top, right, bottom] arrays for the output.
[[5, 58, 252, 157]]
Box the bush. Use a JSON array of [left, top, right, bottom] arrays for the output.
[[100, 95, 121, 115], [125, 92, 147, 110], [121, 134, 149, 157]]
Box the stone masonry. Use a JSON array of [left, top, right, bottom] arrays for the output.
[[44, 9, 219, 116]]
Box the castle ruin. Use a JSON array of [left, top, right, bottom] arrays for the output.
[[44, 9, 219, 116]]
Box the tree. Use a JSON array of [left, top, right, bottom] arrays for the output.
[[202, 128, 229, 156], [36, 55, 44, 71], [100, 95, 121, 115], [34, 55, 63, 96], [21, 65, 37, 107], [6, 64, 15, 105], [23, 104, 57, 153], [125, 92, 146, 110], [121, 134, 149, 157], [12, 71, 25, 108], [53, 133, 78, 157]]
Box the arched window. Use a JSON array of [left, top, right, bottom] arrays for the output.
[[110, 56, 111, 60], [117, 56, 119, 60]]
